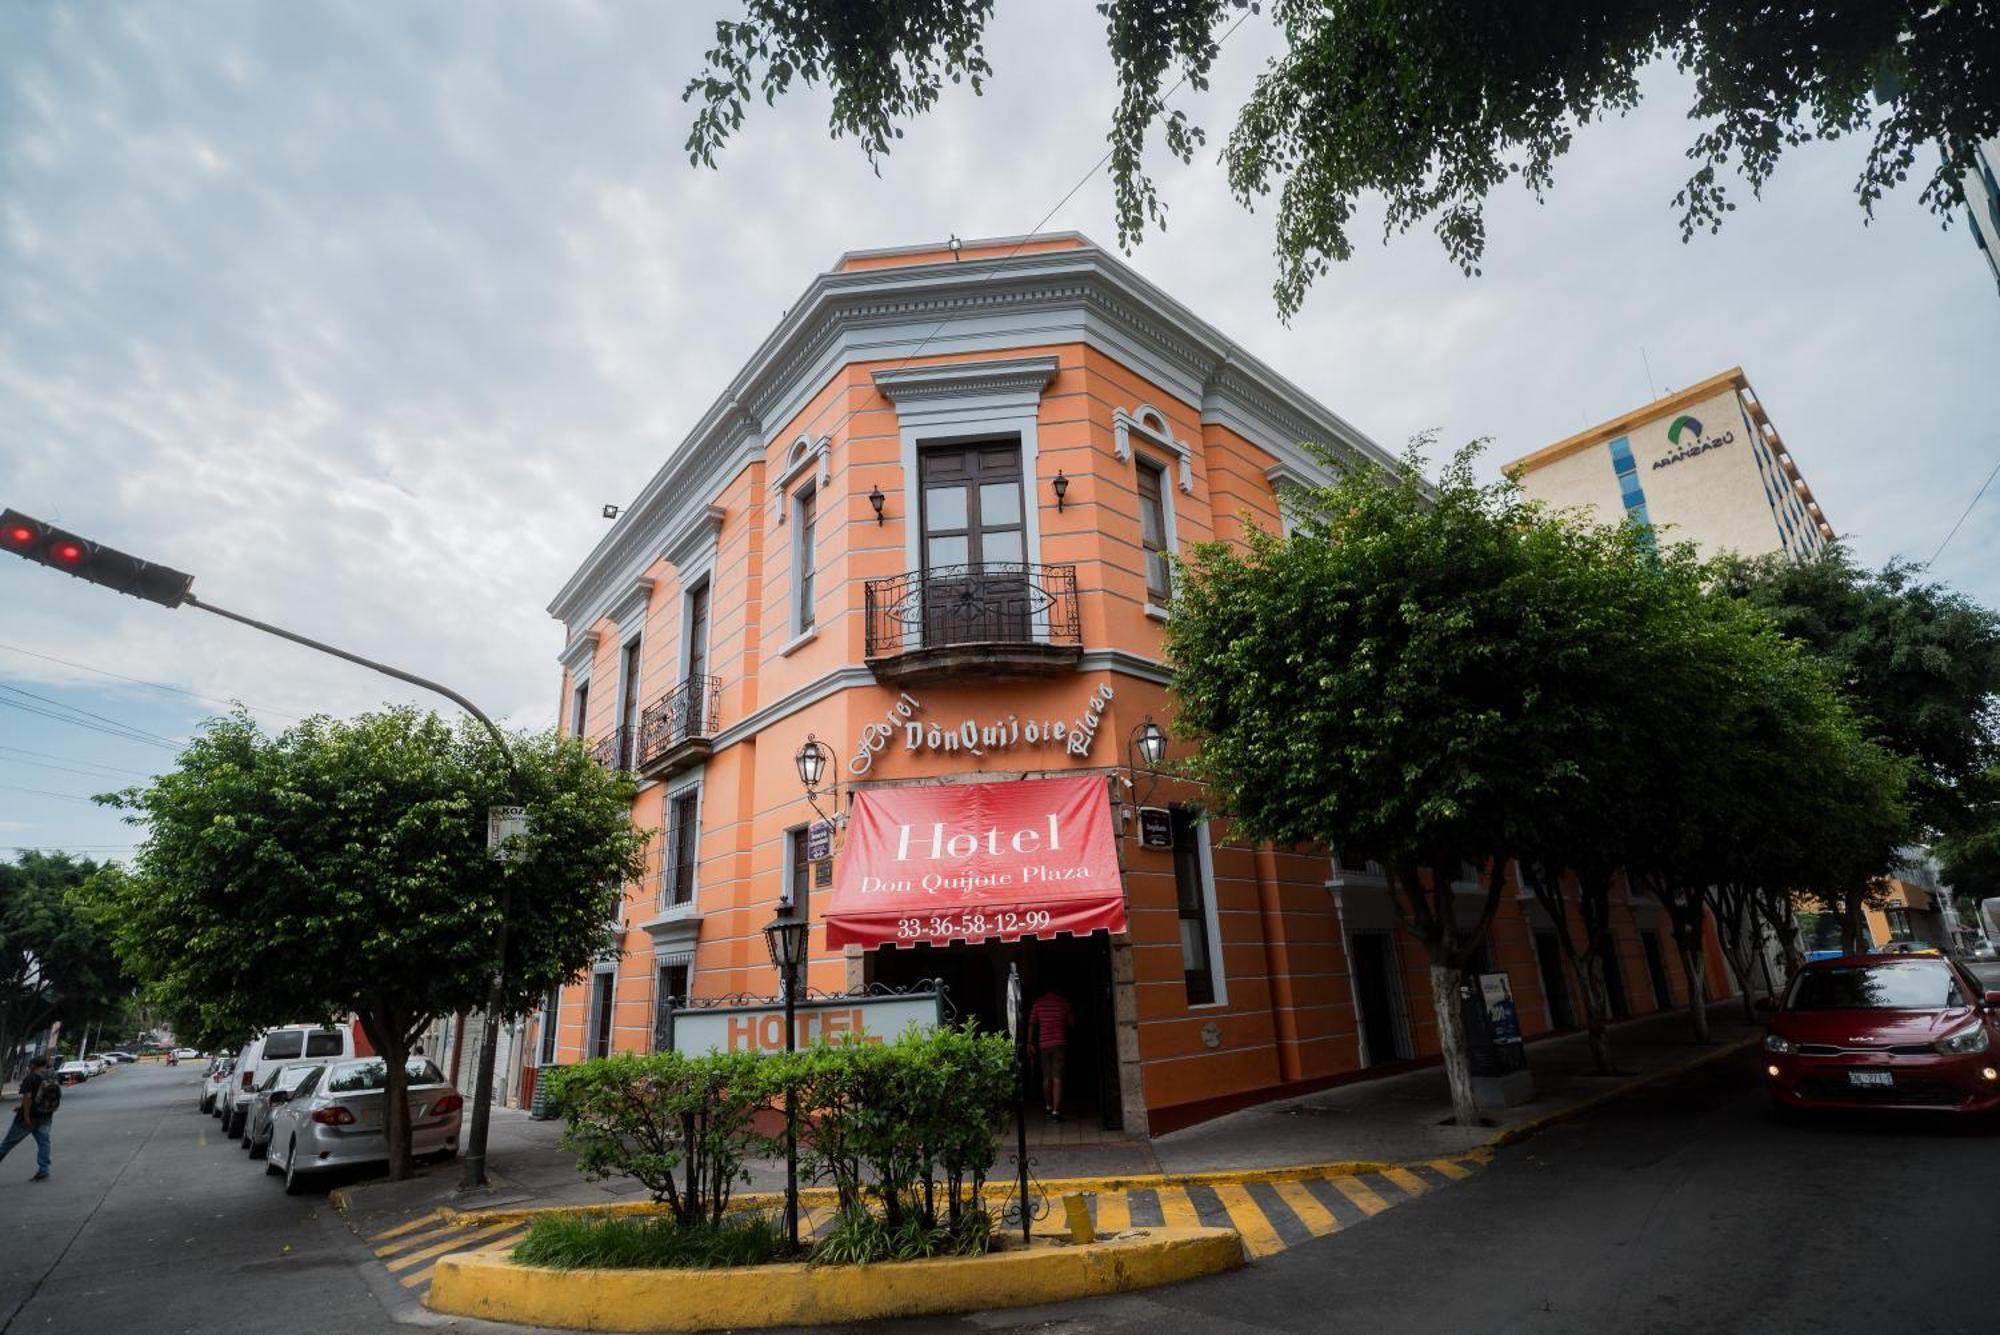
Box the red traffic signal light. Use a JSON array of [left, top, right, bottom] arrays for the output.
[[0, 507, 195, 608]]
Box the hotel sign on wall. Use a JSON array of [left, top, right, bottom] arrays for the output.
[[666, 993, 942, 1055], [847, 682, 1116, 777], [1650, 413, 1736, 471]]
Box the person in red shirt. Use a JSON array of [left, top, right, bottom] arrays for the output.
[[1027, 987, 1074, 1120]]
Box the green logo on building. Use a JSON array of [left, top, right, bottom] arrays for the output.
[[1666, 414, 1703, 445]]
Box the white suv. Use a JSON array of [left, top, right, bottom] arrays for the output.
[[222, 1025, 354, 1138]]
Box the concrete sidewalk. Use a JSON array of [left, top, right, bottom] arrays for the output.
[[332, 1006, 1762, 1238]]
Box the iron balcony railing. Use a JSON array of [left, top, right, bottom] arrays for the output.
[[637, 675, 721, 769], [590, 726, 635, 771], [863, 562, 1082, 659]]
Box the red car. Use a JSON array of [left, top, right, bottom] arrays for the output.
[[1764, 953, 2000, 1115]]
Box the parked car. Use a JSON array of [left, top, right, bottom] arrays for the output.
[[173, 1047, 201, 1060], [199, 1056, 236, 1113], [1876, 941, 1940, 957], [82, 1055, 108, 1077], [266, 1057, 462, 1194], [222, 1025, 355, 1138], [1764, 953, 2000, 1116], [242, 1062, 324, 1160], [56, 1060, 91, 1085], [98, 1051, 138, 1064], [1970, 940, 1999, 962]]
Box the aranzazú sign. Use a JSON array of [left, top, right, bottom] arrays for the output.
[[824, 774, 1126, 949]]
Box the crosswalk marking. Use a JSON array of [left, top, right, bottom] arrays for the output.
[[1378, 1166, 1430, 1197], [1271, 1179, 1341, 1236], [1208, 1183, 1285, 1257], [1329, 1174, 1391, 1215], [359, 1155, 1490, 1300]]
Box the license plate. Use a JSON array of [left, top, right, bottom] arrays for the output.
[[1848, 1070, 1893, 1088]]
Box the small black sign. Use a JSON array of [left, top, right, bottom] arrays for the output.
[[814, 858, 833, 888], [1137, 806, 1173, 849], [806, 820, 832, 861]]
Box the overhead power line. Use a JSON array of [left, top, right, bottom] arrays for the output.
[[0, 745, 156, 779], [0, 640, 305, 721], [0, 782, 110, 804], [1926, 454, 2000, 569]]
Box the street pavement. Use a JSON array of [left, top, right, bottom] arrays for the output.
[[7, 1051, 1995, 1334], [0, 1061, 530, 1334], [877, 1050, 1999, 1335]]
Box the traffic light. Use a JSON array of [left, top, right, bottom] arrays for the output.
[[1, 508, 195, 608]]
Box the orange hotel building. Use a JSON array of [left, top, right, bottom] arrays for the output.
[[531, 234, 1732, 1135]]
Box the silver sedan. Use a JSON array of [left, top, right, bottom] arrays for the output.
[[241, 1061, 325, 1159], [265, 1056, 463, 1194]]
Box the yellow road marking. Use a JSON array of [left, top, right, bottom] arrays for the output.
[[1093, 1191, 1131, 1233], [469, 1225, 529, 1255], [1379, 1167, 1429, 1197], [1428, 1158, 1471, 1181], [373, 1219, 473, 1258], [385, 1220, 521, 1273], [1153, 1185, 1203, 1230], [399, 1263, 437, 1290], [368, 1210, 446, 1243], [1210, 1183, 1285, 1258], [1329, 1175, 1389, 1216], [1271, 1180, 1340, 1236]]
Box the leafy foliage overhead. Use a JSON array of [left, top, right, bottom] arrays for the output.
[[682, 1, 2000, 314]]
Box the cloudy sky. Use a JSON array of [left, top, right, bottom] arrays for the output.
[[5, 1, 1998, 860]]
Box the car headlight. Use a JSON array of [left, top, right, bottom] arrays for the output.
[[1938, 1024, 1991, 1055], [1763, 1033, 1795, 1054]]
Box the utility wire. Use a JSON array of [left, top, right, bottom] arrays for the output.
[[0, 641, 305, 721], [0, 753, 153, 781], [0, 698, 183, 750], [0, 782, 109, 804], [1925, 454, 2000, 569], [0, 682, 183, 747], [0, 745, 155, 778]]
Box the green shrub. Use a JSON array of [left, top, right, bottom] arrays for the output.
[[546, 1050, 776, 1227], [512, 1212, 784, 1270]]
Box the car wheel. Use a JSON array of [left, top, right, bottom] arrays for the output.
[[283, 1139, 308, 1195], [228, 1107, 246, 1138], [249, 1135, 267, 1161]]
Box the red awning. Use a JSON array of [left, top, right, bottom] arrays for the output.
[[824, 775, 1127, 950]]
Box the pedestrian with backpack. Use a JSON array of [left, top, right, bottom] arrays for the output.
[[0, 1054, 59, 1180]]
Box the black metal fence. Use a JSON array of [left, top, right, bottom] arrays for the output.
[[589, 727, 634, 771], [637, 674, 721, 768], [863, 562, 1081, 658]]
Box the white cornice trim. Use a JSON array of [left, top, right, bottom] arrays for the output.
[[558, 634, 599, 677], [547, 242, 1395, 632], [608, 576, 655, 633], [662, 504, 727, 575], [872, 354, 1059, 404]]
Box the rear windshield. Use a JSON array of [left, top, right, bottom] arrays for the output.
[[304, 1030, 344, 1057], [1787, 963, 1966, 1011], [261, 1031, 303, 1060], [276, 1063, 320, 1092], [325, 1059, 447, 1093]]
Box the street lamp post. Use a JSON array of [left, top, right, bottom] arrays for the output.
[[763, 915, 810, 1253], [1004, 961, 1030, 1245]]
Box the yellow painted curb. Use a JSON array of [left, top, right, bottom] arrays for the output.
[[1484, 1035, 1761, 1149], [424, 1227, 1245, 1331]]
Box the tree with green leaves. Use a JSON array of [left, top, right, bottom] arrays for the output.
[[1169, 441, 1642, 1126], [90, 708, 648, 1178], [681, 2, 2000, 314], [0, 851, 130, 1077], [1936, 772, 2000, 920], [1722, 547, 2000, 843]]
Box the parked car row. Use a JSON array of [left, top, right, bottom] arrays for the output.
[[54, 1052, 131, 1085], [193, 1024, 464, 1194]]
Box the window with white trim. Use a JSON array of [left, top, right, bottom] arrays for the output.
[[569, 678, 589, 738], [793, 485, 818, 634], [1137, 456, 1172, 605], [662, 786, 700, 909], [1171, 805, 1221, 1005]]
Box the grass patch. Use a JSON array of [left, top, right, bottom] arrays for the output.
[[512, 1212, 785, 1270]]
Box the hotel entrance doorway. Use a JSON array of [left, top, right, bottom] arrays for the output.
[[869, 931, 1124, 1132]]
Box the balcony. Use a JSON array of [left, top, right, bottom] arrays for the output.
[[863, 562, 1082, 684], [636, 675, 721, 780], [590, 727, 635, 772]]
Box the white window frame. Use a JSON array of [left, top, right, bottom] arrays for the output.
[[790, 483, 818, 639], [678, 576, 710, 682], [588, 967, 617, 1060], [569, 676, 591, 739], [1134, 452, 1178, 619], [1177, 812, 1229, 1010], [658, 775, 704, 916], [614, 635, 644, 768]]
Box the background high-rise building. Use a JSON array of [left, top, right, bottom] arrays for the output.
[[1504, 368, 1834, 562], [1956, 137, 2000, 297]]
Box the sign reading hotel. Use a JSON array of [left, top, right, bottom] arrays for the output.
[[666, 993, 942, 1055], [825, 774, 1126, 949]]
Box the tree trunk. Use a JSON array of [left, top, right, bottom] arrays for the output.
[[1725, 947, 1759, 1024], [358, 1007, 417, 1181], [1678, 943, 1711, 1044], [1840, 887, 1866, 956], [1429, 963, 1480, 1128], [1578, 954, 1615, 1073]]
